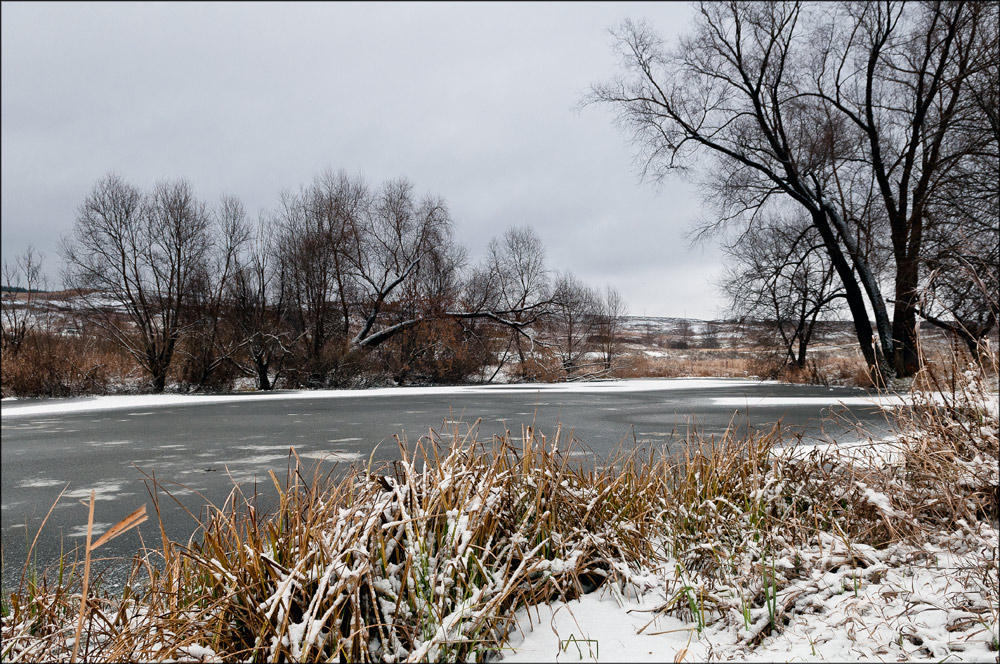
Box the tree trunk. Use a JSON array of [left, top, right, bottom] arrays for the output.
[[255, 356, 272, 391], [961, 331, 981, 360], [811, 211, 887, 385], [891, 255, 921, 377], [150, 371, 167, 394], [820, 200, 895, 374], [798, 307, 822, 369]]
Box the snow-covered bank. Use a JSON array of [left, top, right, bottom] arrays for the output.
[[1, 378, 771, 419], [505, 525, 999, 662], [504, 367, 999, 663]]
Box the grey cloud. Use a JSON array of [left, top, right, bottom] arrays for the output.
[[1, 1, 724, 317]]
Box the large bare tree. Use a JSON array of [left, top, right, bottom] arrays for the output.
[[591, 1, 998, 380], [812, 0, 998, 375], [721, 215, 844, 371], [61, 174, 213, 392]]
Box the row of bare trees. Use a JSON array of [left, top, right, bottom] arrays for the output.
[[35, 170, 628, 393], [592, 0, 998, 381]]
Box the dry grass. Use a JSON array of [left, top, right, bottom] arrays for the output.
[[614, 350, 753, 380], [2, 426, 659, 662], [611, 345, 874, 386], [2, 353, 997, 661], [1, 331, 139, 398]]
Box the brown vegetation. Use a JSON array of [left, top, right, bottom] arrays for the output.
[[1, 331, 138, 398]]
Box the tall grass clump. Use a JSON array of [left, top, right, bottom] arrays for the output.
[[151, 428, 659, 662]]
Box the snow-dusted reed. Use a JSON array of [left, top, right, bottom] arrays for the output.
[[1, 363, 997, 662]]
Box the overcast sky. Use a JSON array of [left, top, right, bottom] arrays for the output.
[[1, 1, 727, 319]]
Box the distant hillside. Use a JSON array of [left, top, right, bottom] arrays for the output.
[[1, 285, 48, 294]]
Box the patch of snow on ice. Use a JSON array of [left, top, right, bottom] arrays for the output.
[[62, 481, 128, 502], [296, 451, 363, 462], [711, 395, 907, 408], [67, 523, 113, 538], [18, 478, 65, 489]]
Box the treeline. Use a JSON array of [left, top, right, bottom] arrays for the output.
[[1, 171, 628, 394]]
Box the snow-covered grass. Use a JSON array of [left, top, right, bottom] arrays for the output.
[[2, 362, 997, 662], [505, 527, 998, 662]]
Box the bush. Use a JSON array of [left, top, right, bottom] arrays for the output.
[[380, 319, 495, 384]]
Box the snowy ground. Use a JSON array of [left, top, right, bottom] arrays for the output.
[[499, 375, 1000, 663], [503, 523, 999, 662]]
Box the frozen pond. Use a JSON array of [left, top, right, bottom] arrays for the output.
[[1, 378, 900, 594]]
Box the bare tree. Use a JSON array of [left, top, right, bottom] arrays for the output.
[[274, 171, 559, 385], [590, 1, 998, 380], [177, 194, 250, 389], [812, 1, 998, 376], [386, 223, 473, 381], [228, 214, 297, 390], [550, 272, 599, 375], [594, 284, 628, 372], [346, 179, 452, 350], [277, 185, 351, 382], [700, 320, 721, 349], [671, 318, 692, 350], [469, 225, 552, 379], [1, 247, 46, 355], [915, 3, 1000, 364], [721, 215, 844, 371], [274, 172, 479, 384], [919, 247, 998, 360], [60, 174, 213, 392]]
